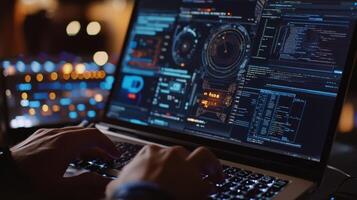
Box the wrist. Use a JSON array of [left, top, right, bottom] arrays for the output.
[[109, 181, 174, 200]]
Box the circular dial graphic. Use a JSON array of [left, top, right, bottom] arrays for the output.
[[172, 26, 199, 67], [203, 24, 251, 79]]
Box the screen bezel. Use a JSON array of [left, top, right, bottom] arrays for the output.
[[102, 0, 357, 180]]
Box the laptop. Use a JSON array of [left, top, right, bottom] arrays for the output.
[[74, 0, 357, 199]]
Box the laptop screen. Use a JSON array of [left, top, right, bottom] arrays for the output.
[[107, 0, 357, 162]]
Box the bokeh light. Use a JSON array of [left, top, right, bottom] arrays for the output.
[[66, 21, 81, 36], [93, 51, 109, 66]]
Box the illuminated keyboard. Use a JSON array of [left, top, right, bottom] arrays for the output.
[[70, 142, 288, 199], [211, 166, 289, 200]]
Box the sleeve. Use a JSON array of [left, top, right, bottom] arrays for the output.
[[0, 147, 36, 200], [110, 181, 174, 200]]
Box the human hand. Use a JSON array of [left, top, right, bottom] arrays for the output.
[[11, 127, 120, 200], [106, 145, 224, 200]]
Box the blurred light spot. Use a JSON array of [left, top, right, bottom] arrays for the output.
[[71, 72, 78, 80], [50, 72, 58, 80], [2, 61, 11, 68], [77, 104, 86, 111], [31, 61, 41, 73], [49, 92, 56, 100], [66, 21, 81, 36], [63, 74, 70, 80], [18, 83, 32, 91], [69, 112, 78, 119], [21, 92, 28, 100], [29, 108, 36, 116], [29, 101, 40, 108], [25, 75, 32, 82], [87, 21, 101, 36], [98, 70, 106, 79], [52, 105, 60, 112], [5, 66, 16, 76], [94, 94, 104, 102], [69, 104, 76, 111], [84, 72, 91, 79], [36, 73, 44, 82], [60, 98, 71, 106], [16, 61, 26, 72], [44, 61, 56, 72], [104, 63, 116, 74], [5, 89, 11, 97], [42, 104, 49, 112], [21, 100, 29, 107], [87, 110, 96, 118], [79, 82, 87, 89], [93, 51, 109, 66], [89, 98, 97, 105], [63, 63, 73, 74], [75, 63, 86, 74], [339, 102, 354, 133]]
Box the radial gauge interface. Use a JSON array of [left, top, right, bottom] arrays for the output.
[[107, 0, 357, 161]]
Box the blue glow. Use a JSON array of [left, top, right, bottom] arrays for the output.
[[122, 75, 144, 93], [29, 101, 41, 108], [86, 63, 99, 71], [44, 61, 56, 72], [106, 76, 115, 84], [16, 61, 26, 72], [77, 104, 86, 111], [123, 65, 155, 76], [33, 93, 49, 99], [104, 63, 116, 74], [38, 82, 61, 90], [129, 119, 148, 126], [64, 83, 73, 90], [60, 98, 72, 106], [2, 61, 11, 68], [334, 70, 343, 74], [79, 82, 88, 89], [31, 61, 41, 73], [17, 83, 32, 91], [100, 82, 108, 90], [87, 110, 96, 118], [170, 82, 182, 92], [20, 100, 29, 107], [69, 112, 78, 119], [89, 98, 97, 105]]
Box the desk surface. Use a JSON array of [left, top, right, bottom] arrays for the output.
[[309, 134, 357, 199]]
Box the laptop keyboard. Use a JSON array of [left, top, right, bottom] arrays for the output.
[[70, 142, 289, 199], [212, 166, 289, 199]]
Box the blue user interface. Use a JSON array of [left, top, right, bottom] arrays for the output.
[[107, 0, 357, 161]]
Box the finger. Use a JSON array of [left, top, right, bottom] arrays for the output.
[[187, 147, 224, 183], [23, 127, 92, 148], [12, 128, 56, 149], [167, 146, 190, 159], [139, 144, 162, 155], [56, 128, 120, 161]]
